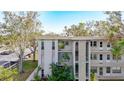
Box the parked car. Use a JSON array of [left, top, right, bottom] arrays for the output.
[[0, 50, 13, 55], [0, 61, 18, 69]]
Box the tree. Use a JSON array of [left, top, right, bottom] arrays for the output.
[[28, 31, 44, 62], [104, 12, 124, 63], [62, 11, 124, 38], [90, 71, 96, 81], [117, 38, 124, 50], [0, 66, 18, 81], [1, 12, 41, 73], [0, 35, 3, 45], [0, 23, 5, 45], [111, 46, 121, 63], [44, 32, 60, 36], [63, 22, 89, 36], [89, 21, 110, 36], [104, 11, 123, 42], [48, 63, 74, 81], [111, 39, 124, 63]]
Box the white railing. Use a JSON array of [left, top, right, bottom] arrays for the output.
[[26, 67, 38, 81], [7, 63, 18, 70]]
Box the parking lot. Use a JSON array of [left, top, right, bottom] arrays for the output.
[[0, 48, 33, 68]]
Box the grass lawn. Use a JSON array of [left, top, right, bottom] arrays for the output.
[[16, 60, 38, 81]]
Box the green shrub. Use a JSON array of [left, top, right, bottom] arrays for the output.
[[48, 63, 74, 81], [58, 41, 65, 49], [90, 71, 96, 81], [0, 66, 18, 81], [34, 66, 41, 81]]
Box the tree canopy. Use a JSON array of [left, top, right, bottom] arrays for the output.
[[0, 12, 43, 73]]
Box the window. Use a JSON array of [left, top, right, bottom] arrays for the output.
[[91, 67, 97, 73], [75, 63, 79, 74], [93, 54, 97, 60], [75, 51, 78, 61], [91, 53, 97, 60], [75, 42, 78, 50], [52, 41, 55, 50], [41, 41, 44, 50], [112, 67, 121, 73], [65, 41, 69, 45], [99, 54, 103, 60], [100, 42, 103, 47], [75, 63, 79, 78], [90, 41, 92, 47], [86, 63, 89, 77], [99, 67, 103, 75], [41, 69, 44, 78], [75, 42, 78, 61], [106, 67, 111, 73], [93, 41, 97, 47], [107, 54, 110, 60], [107, 42, 111, 47], [86, 42, 89, 61], [90, 53, 92, 60]]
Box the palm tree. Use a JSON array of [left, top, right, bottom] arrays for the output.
[[111, 39, 124, 63], [111, 45, 122, 63], [117, 38, 124, 49]]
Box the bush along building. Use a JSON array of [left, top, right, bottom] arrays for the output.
[[37, 36, 124, 81]]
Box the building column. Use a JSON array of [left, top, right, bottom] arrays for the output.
[[78, 41, 86, 81], [54, 40, 58, 63], [44, 40, 53, 76], [38, 40, 41, 66], [72, 41, 76, 79], [88, 41, 91, 80]]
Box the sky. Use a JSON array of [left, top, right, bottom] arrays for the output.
[[0, 11, 123, 34], [39, 11, 107, 34]]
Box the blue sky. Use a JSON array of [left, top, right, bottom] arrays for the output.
[[39, 11, 107, 33], [0, 11, 123, 34]]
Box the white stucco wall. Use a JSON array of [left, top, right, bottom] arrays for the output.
[[54, 40, 58, 63], [38, 40, 41, 66], [72, 41, 76, 79], [44, 40, 53, 76], [78, 41, 86, 81], [37, 38, 124, 81]]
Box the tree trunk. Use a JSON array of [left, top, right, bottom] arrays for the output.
[[32, 40, 37, 62], [33, 47, 36, 62]]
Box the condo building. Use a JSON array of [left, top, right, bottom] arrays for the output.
[[38, 36, 124, 81]]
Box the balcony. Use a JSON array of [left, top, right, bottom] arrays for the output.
[[58, 40, 72, 52], [97, 74, 124, 80], [91, 61, 124, 67]]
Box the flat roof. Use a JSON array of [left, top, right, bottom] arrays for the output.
[[37, 36, 108, 41]]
